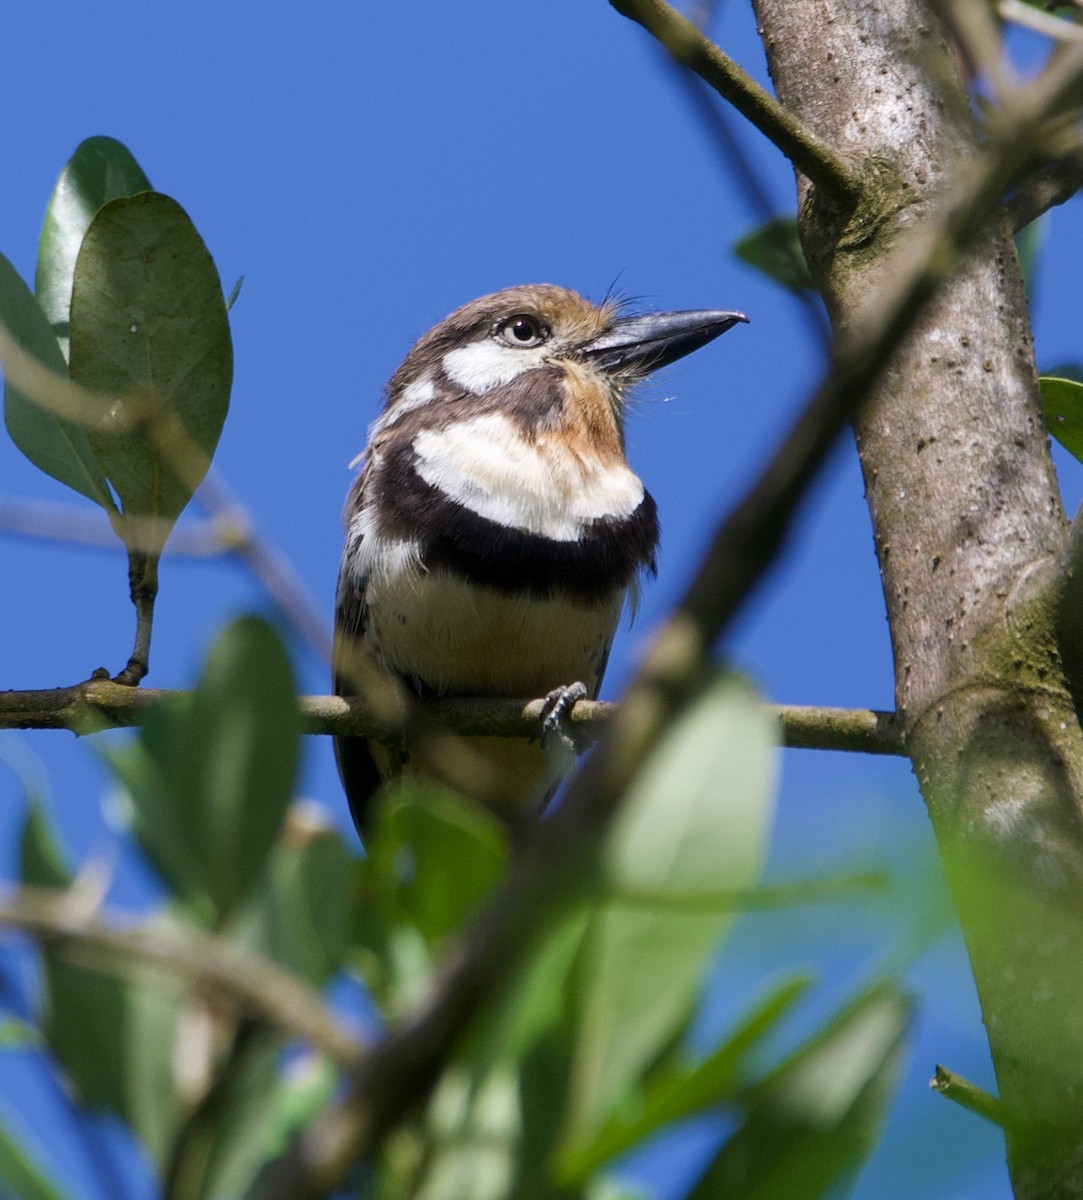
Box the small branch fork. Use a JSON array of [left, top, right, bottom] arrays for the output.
[[0, 679, 903, 756]]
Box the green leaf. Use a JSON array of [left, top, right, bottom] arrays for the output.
[[69, 191, 233, 553], [412, 1064, 523, 1200], [18, 798, 73, 889], [36, 136, 152, 358], [0, 1019, 41, 1049], [364, 786, 510, 946], [233, 805, 354, 986], [0, 1108, 72, 1200], [566, 672, 778, 1145], [560, 973, 813, 1181], [39, 955, 182, 1166], [1040, 375, 1083, 463], [165, 1027, 333, 1200], [0, 252, 113, 508], [687, 983, 912, 1200], [734, 217, 814, 293], [112, 616, 301, 926]]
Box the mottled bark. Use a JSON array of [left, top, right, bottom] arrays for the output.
[[752, 1, 1083, 1193]]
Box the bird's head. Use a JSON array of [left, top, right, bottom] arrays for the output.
[[373, 284, 747, 439]]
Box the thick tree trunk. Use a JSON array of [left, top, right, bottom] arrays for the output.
[[752, 1, 1083, 1194]]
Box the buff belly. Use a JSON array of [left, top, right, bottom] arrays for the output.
[[364, 562, 624, 813]]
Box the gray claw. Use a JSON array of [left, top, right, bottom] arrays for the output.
[[541, 681, 589, 755]]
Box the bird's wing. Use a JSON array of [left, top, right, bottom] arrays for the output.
[[333, 469, 386, 840]]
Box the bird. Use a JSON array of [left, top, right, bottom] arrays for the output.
[[334, 284, 747, 841]]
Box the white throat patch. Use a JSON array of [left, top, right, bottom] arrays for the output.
[[412, 411, 645, 541]]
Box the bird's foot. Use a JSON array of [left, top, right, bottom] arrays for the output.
[[540, 681, 589, 756]]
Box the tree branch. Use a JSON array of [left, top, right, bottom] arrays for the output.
[[0, 885, 364, 1068], [609, 0, 861, 203], [0, 678, 904, 755]]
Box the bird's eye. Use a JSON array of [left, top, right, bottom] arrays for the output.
[[497, 314, 548, 348]]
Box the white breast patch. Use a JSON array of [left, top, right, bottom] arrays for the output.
[[412, 412, 644, 541]]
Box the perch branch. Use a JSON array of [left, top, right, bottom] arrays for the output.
[[0, 678, 904, 755]]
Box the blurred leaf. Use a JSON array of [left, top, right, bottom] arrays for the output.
[[0, 252, 113, 508], [171, 1032, 333, 1200], [1013, 214, 1046, 309], [17, 801, 181, 1166], [0, 1108, 72, 1200], [734, 217, 814, 293], [585, 1182, 650, 1200], [233, 805, 354, 986], [566, 672, 777, 1144], [36, 136, 152, 358], [687, 983, 912, 1200], [39, 956, 182, 1166], [560, 973, 813, 1182], [364, 786, 510, 945], [111, 615, 301, 926], [412, 1065, 522, 1200], [69, 191, 232, 554], [18, 798, 73, 889], [0, 1018, 41, 1048], [1040, 376, 1083, 462]]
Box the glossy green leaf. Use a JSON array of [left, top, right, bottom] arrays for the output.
[[112, 616, 301, 925], [734, 217, 814, 293], [560, 973, 813, 1181], [687, 983, 912, 1200], [36, 136, 152, 358], [0, 252, 113, 508], [0, 1109, 72, 1200], [69, 191, 232, 553], [1041, 376, 1083, 463], [566, 672, 777, 1144], [233, 805, 354, 986]]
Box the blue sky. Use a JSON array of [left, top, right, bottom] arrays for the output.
[[1, 3, 1081, 1197]]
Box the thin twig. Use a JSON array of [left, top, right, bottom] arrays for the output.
[[609, 0, 860, 202], [999, 0, 1083, 41], [0, 498, 230, 555], [0, 885, 364, 1068]]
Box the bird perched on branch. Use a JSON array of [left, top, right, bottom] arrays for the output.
[[334, 284, 746, 840]]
